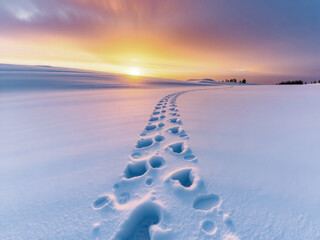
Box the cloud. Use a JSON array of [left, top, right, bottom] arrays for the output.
[[1, 0, 320, 81]]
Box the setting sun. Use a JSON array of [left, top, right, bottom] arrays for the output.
[[128, 67, 141, 76]]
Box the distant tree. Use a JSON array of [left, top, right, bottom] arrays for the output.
[[242, 79, 246, 84], [305, 82, 307, 84], [279, 80, 303, 85]]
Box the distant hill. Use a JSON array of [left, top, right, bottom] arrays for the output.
[[187, 78, 217, 84], [0, 64, 222, 91]]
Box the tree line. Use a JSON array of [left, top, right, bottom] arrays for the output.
[[278, 80, 320, 85], [222, 79, 247, 83]]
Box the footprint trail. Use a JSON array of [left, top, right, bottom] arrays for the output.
[[92, 90, 239, 239]]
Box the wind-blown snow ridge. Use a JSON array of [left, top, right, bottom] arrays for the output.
[[92, 90, 239, 239]]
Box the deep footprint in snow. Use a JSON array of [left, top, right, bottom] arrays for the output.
[[168, 142, 185, 154], [168, 118, 179, 124], [171, 168, 194, 188], [149, 117, 158, 122], [149, 156, 166, 168], [193, 194, 220, 211], [145, 125, 157, 131], [124, 161, 148, 179], [167, 126, 181, 134], [154, 135, 165, 142], [114, 202, 162, 240], [136, 138, 153, 149]]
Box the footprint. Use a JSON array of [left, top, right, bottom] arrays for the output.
[[93, 194, 116, 210], [93, 195, 111, 209], [168, 118, 178, 123], [167, 126, 181, 134], [145, 125, 157, 131], [153, 111, 160, 115], [145, 177, 153, 186], [158, 123, 165, 128], [201, 220, 217, 235], [113, 201, 162, 240], [149, 156, 166, 168], [183, 154, 196, 161], [149, 117, 159, 122], [124, 161, 148, 179], [154, 135, 165, 143], [136, 138, 153, 149], [179, 133, 188, 138], [170, 168, 194, 188], [168, 142, 185, 154], [193, 194, 220, 211]]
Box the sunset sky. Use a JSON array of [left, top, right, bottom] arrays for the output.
[[1, 0, 320, 83]]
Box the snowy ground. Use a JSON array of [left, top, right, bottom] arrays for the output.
[[1, 77, 320, 239]]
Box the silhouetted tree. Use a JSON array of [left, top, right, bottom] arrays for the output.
[[242, 79, 246, 84], [279, 80, 303, 85]]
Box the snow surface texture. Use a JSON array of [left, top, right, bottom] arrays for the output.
[[1, 83, 320, 239], [178, 86, 320, 240], [92, 90, 236, 239]]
